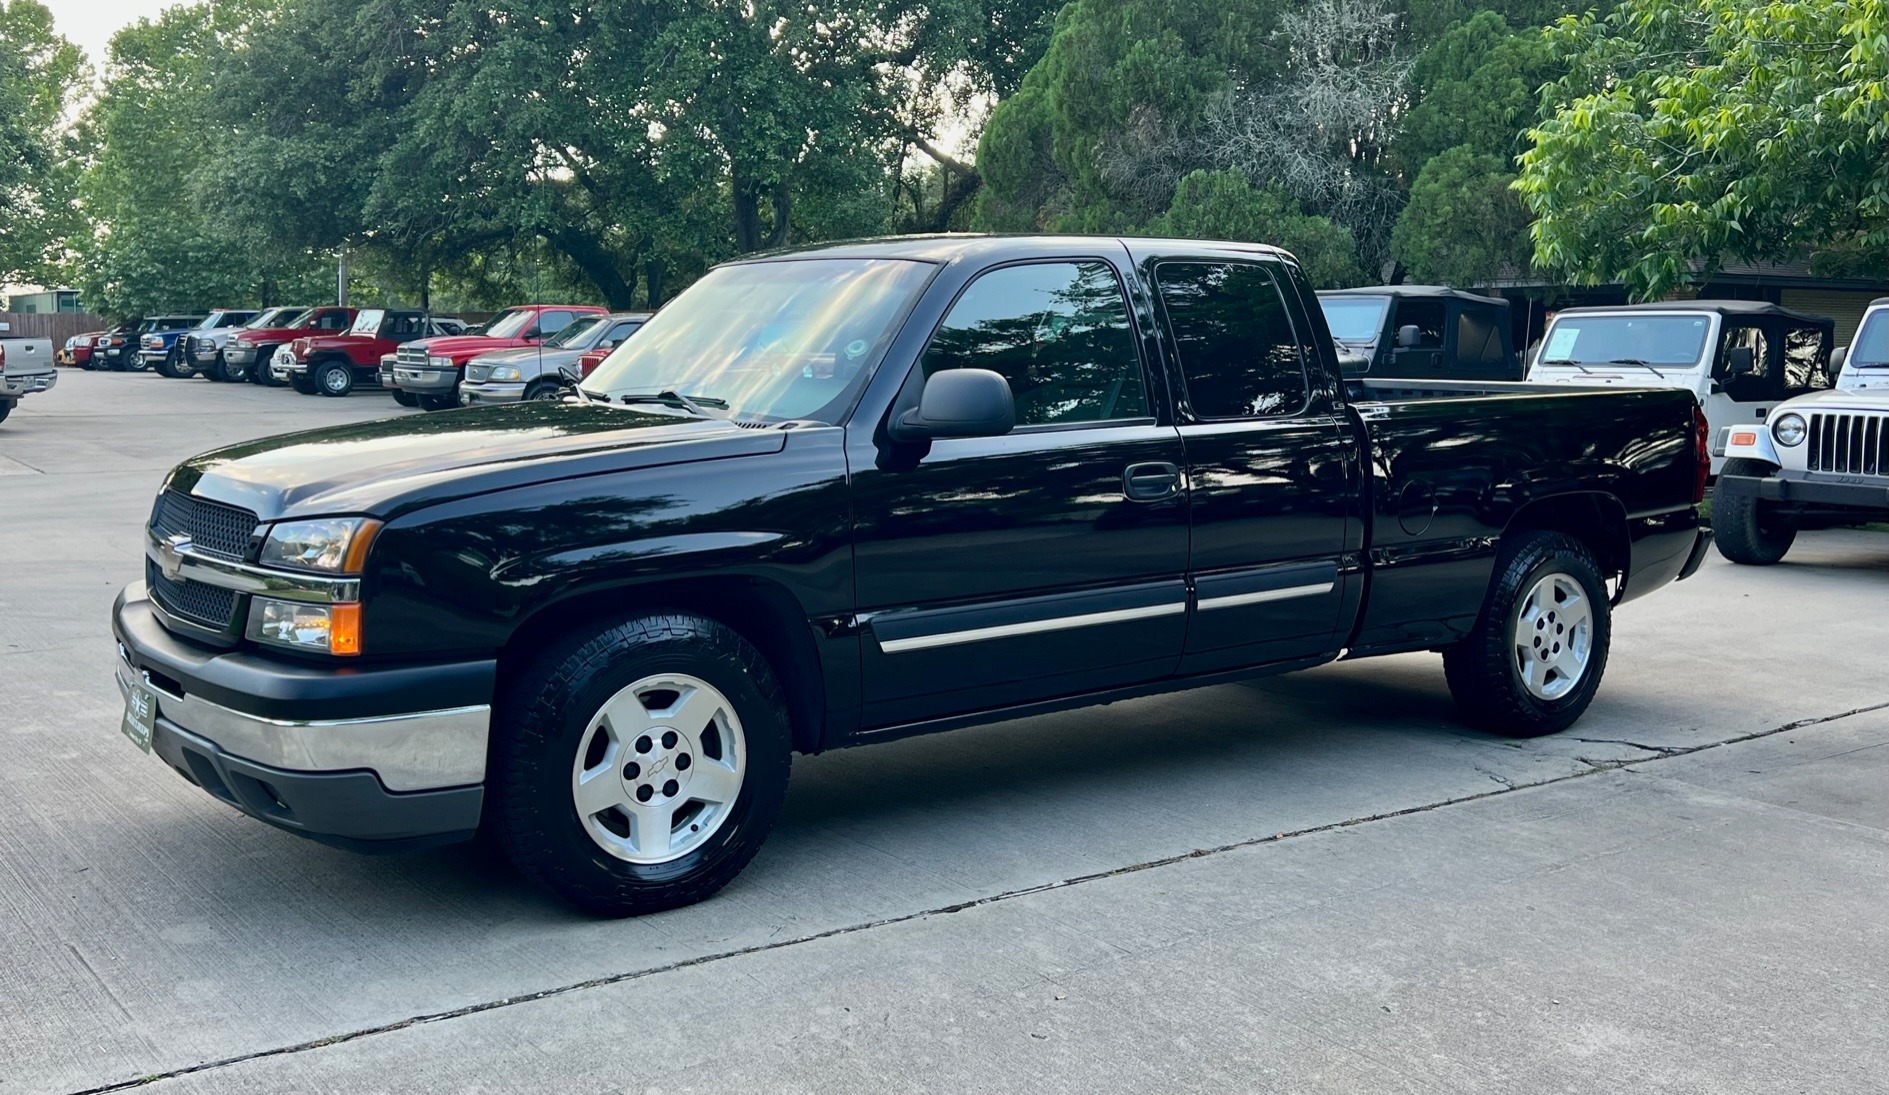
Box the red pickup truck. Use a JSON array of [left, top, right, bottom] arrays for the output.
[[387, 303, 604, 409], [225, 306, 357, 385], [273, 309, 460, 397]]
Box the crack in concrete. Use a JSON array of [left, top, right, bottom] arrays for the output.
[[61, 698, 1889, 1095], [1572, 737, 1684, 756]]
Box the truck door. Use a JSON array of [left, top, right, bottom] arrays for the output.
[[849, 256, 1191, 727], [1146, 258, 1355, 674]]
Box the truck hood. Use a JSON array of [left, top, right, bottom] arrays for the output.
[[1777, 388, 1889, 413], [467, 346, 545, 366], [164, 402, 786, 522], [232, 326, 307, 345], [410, 335, 532, 361]]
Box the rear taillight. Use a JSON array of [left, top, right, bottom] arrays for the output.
[[0, 343, 7, 369], [1693, 403, 1710, 504]]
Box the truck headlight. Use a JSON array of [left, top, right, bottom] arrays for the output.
[[428, 355, 453, 368], [258, 517, 381, 573], [247, 599, 362, 656], [1773, 413, 1807, 447], [489, 365, 522, 381]]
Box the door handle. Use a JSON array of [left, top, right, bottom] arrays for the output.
[[1124, 462, 1182, 501]]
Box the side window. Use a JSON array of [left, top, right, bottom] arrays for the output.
[[537, 310, 577, 337], [1391, 299, 1445, 348], [1155, 261, 1308, 419], [921, 261, 1147, 427], [1717, 324, 1775, 400], [1454, 307, 1507, 367], [604, 321, 641, 346], [1782, 326, 1830, 393], [318, 311, 349, 330]]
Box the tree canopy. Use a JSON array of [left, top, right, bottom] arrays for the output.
[[1518, 0, 1888, 298], [0, 0, 84, 286]]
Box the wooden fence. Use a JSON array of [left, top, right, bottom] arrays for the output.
[[0, 312, 110, 347]]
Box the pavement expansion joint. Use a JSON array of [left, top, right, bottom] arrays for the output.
[[58, 697, 1889, 1095]]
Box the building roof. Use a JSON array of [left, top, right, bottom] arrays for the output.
[[1317, 285, 1508, 308], [1553, 300, 1835, 327]]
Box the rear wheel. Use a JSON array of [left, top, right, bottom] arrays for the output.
[[391, 389, 419, 408], [492, 613, 791, 916], [1712, 459, 1796, 566], [0, 400, 12, 424], [1443, 530, 1611, 738], [315, 359, 354, 397]]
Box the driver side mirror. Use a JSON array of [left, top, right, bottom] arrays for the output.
[[1396, 324, 1421, 349], [1726, 345, 1757, 377], [890, 368, 1015, 443], [1831, 345, 1848, 371]]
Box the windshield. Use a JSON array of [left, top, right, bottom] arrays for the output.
[[246, 307, 296, 328], [1537, 314, 1711, 367], [479, 308, 534, 339], [1320, 296, 1389, 342], [582, 258, 935, 424], [545, 315, 606, 349], [1850, 310, 1887, 368], [349, 309, 385, 335]]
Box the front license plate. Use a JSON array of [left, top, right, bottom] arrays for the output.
[[120, 677, 158, 753]]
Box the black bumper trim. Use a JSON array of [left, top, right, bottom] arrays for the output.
[[114, 586, 496, 721], [1677, 528, 1713, 581], [154, 719, 481, 853]]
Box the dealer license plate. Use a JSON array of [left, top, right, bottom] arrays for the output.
[[120, 676, 158, 753]]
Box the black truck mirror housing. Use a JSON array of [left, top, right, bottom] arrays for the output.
[[892, 368, 1015, 442], [1726, 345, 1757, 376], [1831, 345, 1847, 371], [1396, 324, 1421, 349]]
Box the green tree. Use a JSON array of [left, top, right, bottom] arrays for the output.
[[1518, 0, 1889, 298], [0, 0, 83, 286], [1153, 168, 1361, 286], [1392, 146, 1534, 284]]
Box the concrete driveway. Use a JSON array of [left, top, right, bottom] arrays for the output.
[[2, 372, 1884, 1094]]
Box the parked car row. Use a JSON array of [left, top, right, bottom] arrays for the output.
[[66, 301, 662, 412]]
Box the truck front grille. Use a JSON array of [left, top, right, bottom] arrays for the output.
[[147, 558, 240, 629], [1807, 413, 1886, 476], [466, 364, 492, 382], [150, 490, 258, 560], [397, 346, 430, 367]]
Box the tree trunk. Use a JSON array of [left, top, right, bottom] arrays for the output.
[[645, 260, 666, 308], [733, 173, 764, 253], [548, 228, 637, 309], [767, 181, 791, 249]]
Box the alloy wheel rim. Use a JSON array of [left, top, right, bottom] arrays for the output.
[[569, 672, 747, 864], [1512, 572, 1593, 700], [323, 368, 348, 392]]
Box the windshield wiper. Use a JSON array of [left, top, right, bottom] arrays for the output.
[[617, 390, 729, 417], [1607, 358, 1666, 378], [1540, 357, 1594, 375]]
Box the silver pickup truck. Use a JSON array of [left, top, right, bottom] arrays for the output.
[[0, 322, 57, 425]]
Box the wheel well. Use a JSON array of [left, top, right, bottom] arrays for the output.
[[499, 577, 828, 755], [1503, 493, 1630, 585]]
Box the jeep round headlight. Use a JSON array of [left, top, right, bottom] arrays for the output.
[[258, 517, 382, 573], [1773, 413, 1807, 447], [489, 365, 522, 381]]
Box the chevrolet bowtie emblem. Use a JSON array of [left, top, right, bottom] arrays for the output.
[[158, 534, 192, 582]]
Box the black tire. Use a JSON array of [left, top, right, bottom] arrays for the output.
[[314, 359, 355, 397], [1712, 458, 1796, 565], [1443, 530, 1611, 738], [0, 400, 11, 424], [149, 353, 172, 377], [419, 390, 458, 411], [288, 372, 318, 395], [217, 355, 248, 383], [108, 355, 128, 372], [391, 389, 419, 408], [522, 380, 562, 402], [251, 349, 281, 385], [492, 613, 792, 916]]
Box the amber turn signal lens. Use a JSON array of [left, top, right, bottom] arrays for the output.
[[328, 603, 363, 656], [1729, 431, 1758, 446]]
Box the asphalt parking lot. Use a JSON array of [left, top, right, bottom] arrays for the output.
[[2, 371, 1885, 1094]]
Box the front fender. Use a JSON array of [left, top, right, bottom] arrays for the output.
[[1717, 423, 1780, 466]]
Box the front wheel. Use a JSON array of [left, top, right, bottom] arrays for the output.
[[492, 613, 791, 916], [314, 360, 354, 397], [419, 389, 458, 411], [391, 389, 419, 407], [1443, 530, 1611, 738], [1712, 459, 1796, 566], [523, 380, 562, 402], [218, 356, 248, 383]]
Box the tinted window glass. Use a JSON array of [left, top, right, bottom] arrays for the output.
[[1156, 261, 1307, 418], [604, 321, 642, 345], [1391, 299, 1445, 349], [1455, 308, 1507, 366], [1782, 326, 1830, 392], [537, 310, 577, 337], [922, 261, 1146, 426]]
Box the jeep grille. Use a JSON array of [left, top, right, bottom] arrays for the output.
[[1807, 413, 1886, 476]]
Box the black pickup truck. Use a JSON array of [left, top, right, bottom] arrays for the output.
[[113, 236, 1711, 915]]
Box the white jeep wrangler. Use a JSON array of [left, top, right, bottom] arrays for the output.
[[1713, 387, 1889, 564]]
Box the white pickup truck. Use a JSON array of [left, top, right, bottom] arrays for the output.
[[0, 321, 57, 425]]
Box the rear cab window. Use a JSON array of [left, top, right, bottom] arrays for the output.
[[1154, 261, 1309, 419]]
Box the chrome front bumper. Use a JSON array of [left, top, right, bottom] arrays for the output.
[[460, 381, 526, 404], [392, 366, 456, 393]]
